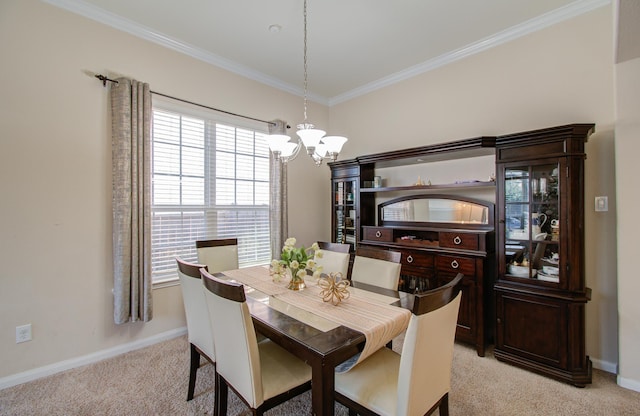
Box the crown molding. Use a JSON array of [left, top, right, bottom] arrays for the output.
[[330, 0, 611, 105], [43, 0, 608, 107], [41, 0, 331, 105]]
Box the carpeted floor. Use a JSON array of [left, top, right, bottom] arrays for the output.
[[1, 334, 639, 415]]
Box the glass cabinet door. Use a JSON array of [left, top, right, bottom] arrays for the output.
[[334, 179, 357, 250], [504, 163, 560, 283]]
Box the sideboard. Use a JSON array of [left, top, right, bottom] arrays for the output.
[[330, 137, 497, 356]]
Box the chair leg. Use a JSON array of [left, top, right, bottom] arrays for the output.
[[214, 372, 228, 416], [439, 393, 449, 416], [187, 343, 200, 401]]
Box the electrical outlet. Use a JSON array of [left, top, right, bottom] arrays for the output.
[[16, 324, 32, 343]]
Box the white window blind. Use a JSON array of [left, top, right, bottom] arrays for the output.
[[151, 106, 271, 283]]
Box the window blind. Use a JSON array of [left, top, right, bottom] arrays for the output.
[[151, 108, 270, 283]]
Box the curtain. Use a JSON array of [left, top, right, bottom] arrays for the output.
[[269, 120, 288, 258], [110, 77, 152, 324]]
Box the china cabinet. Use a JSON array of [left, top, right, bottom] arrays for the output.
[[330, 160, 374, 253], [493, 124, 593, 386]]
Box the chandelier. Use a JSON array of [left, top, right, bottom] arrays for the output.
[[265, 0, 347, 165]]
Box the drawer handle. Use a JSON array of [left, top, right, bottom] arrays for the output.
[[451, 260, 459, 269], [375, 231, 382, 238], [407, 255, 414, 263], [453, 236, 462, 245]]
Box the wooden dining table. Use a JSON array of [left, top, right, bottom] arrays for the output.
[[215, 266, 413, 416]]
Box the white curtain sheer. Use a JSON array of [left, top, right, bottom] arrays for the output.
[[110, 77, 152, 324], [269, 119, 288, 256]]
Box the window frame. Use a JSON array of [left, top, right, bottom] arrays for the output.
[[150, 97, 271, 287]]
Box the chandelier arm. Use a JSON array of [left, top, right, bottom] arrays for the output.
[[281, 139, 303, 163]]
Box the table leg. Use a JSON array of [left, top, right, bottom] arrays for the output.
[[311, 360, 335, 416]]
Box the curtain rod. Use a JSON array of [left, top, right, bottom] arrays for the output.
[[95, 74, 279, 127]]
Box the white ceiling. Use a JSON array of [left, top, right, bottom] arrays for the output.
[[46, 0, 609, 105]]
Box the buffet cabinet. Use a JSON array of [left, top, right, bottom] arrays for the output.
[[361, 211, 495, 357], [329, 137, 497, 356], [493, 124, 593, 386]]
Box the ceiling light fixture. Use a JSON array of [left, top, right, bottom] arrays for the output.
[[265, 0, 347, 166]]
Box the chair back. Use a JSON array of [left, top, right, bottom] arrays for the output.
[[317, 241, 351, 253], [200, 269, 264, 408], [350, 246, 401, 290], [314, 241, 351, 278], [196, 238, 239, 273], [175, 257, 215, 361], [397, 273, 463, 416]]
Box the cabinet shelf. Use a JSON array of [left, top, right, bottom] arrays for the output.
[[360, 181, 495, 193]]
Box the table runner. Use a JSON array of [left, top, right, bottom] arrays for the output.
[[224, 266, 411, 371], [221, 266, 290, 296]]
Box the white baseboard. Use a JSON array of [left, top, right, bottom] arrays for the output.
[[617, 375, 640, 393], [0, 327, 187, 390], [591, 357, 618, 374]]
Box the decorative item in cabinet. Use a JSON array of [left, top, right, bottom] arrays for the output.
[[494, 123, 594, 387]]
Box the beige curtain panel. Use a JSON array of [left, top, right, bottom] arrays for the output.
[[110, 77, 152, 324], [269, 119, 288, 257]]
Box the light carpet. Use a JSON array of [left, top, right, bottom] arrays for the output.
[[1, 334, 639, 415]]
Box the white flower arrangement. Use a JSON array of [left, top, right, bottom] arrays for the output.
[[271, 238, 323, 282]]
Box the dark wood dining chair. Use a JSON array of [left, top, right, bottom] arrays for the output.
[[175, 257, 215, 401], [195, 238, 239, 273], [314, 241, 351, 278], [334, 273, 464, 416], [350, 246, 402, 290], [200, 268, 312, 416], [317, 241, 351, 253]]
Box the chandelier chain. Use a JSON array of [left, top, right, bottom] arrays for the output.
[[302, 0, 308, 125], [264, 0, 346, 165]]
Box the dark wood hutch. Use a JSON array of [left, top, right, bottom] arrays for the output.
[[331, 137, 497, 357], [494, 124, 594, 387], [328, 124, 593, 385]]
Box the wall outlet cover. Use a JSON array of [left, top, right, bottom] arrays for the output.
[[595, 196, 608, 212], [16, 324, 32, 343]]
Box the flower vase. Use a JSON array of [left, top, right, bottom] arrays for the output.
[[287, 268, 306, 291]]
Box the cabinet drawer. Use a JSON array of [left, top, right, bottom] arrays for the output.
[[436, 255, 476, 276], [362, 227, 393, 242], [439, 232, 479, 250], [398, 249, 434, 268]]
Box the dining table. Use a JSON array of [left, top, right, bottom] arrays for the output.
[[214, 265, 414, 416]]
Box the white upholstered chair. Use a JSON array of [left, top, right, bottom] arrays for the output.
[[334, 273, 463, 416], [195, 238, 239, 273], [175, 257, 215, 401], [350, 246, 402, 290], [200, 268, 312, 416], [314, 241, 351, 278]]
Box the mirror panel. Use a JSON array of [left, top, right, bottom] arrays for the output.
[[381, 198, 489, 225]]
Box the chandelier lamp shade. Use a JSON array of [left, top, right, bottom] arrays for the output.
[[265, 0, 347, 165]]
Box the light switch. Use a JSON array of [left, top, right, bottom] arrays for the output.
[[595, 196, 608, 212]]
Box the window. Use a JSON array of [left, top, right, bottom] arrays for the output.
[[151, 104, 271, 283]]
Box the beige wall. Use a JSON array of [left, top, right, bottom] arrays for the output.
[[331, 6, 619, 372], [615, 56, 640, 389], [0, 0, 329, 380], [0, 0, 631, 389]]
